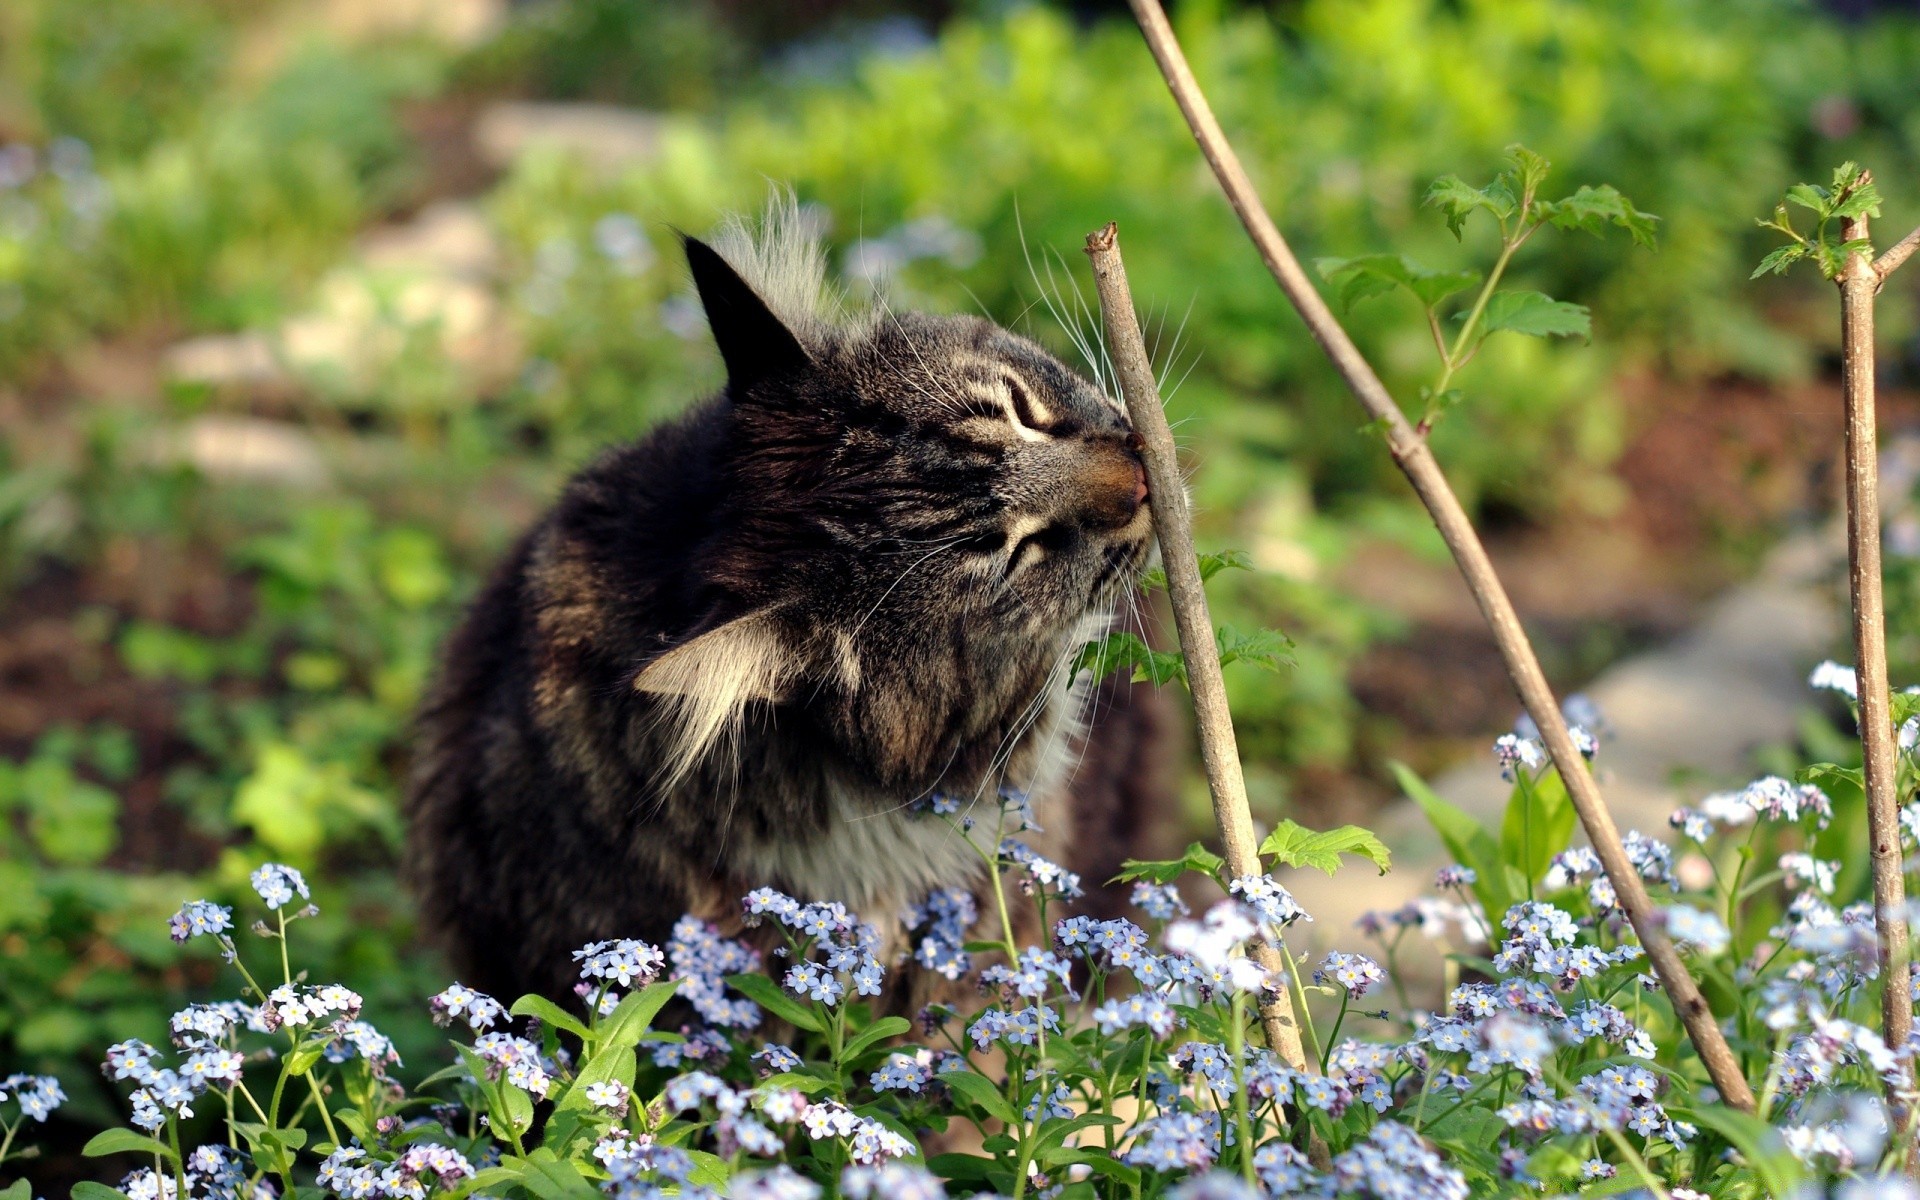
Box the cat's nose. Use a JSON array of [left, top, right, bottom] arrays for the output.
[[1074, 437, 1148, 532]]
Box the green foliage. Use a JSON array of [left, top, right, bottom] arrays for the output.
[[1753, 162, 1884, 279], [1258, 820, 1391, 876]]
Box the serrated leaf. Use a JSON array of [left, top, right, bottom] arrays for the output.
[[1473, 291, 1590, 340], [1425, 174, 1515, 239], [1315, 253, 1480, 312], [1785, 182, 1829, 213], [1751, 244, 1808, 279], [724, 972, 824, 1034], [1140, 550, 1252, 593], [1540, 184, 1659, 249], [1505, 144, 1552, 196], [1215, 625, 1293, 675], [1798, 762, 1864, 790], [1115, 842, 1226, 886], [1259, 820, 1391, 875], [1074, 631, 1185, 687]]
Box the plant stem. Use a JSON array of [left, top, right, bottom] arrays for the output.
[[1838, 188, 1915, 1137], [1876, 222, 1920, 281], [1083, 222, 1311, 1075], [307, 1072, 342, 1149], [1122, 0, 1754, 1113], [1226, 990, 1258, 1189]]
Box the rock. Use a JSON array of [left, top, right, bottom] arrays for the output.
[[165, 416, 327, 487], [321, 0, 504, 47], [163, 333, 285, 389], [472, 102, 668, 175], [358, 201, 498, 281], [1280, 519, 1845, 996]]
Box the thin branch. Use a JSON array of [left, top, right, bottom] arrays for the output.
[[1124, 0, 1757, 1113], [1839, 193, 1914, 1128], [1084, 222, 1312, 1075], [1875, 222, 1920, 282]]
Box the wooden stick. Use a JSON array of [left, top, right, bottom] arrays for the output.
[[1084, 221, 1311, 1074], [1839, 189, 1914, 1116], [1124, 0, 1756, 1112], [1875, 221, 1920, 282]]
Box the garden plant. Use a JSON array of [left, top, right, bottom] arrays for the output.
[[7, 1, 1920, 1198]]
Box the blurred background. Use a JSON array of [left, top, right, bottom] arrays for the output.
[[3, 0, 1920, 1169]]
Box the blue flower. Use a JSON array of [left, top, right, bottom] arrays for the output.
[[168, 899, 233, 944], [0, 1074, 65, 1122], [1131, 882, 1188, 920], [249, 863, 310, 911], [871, 1054, 933, 1094]]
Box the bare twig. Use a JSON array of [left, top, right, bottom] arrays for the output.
[[1125, 0, 1757, 1112], [1084, 222, 1312, 1074], [1839, 190, 1913, 1120], [1875, 222, 1920, 282]]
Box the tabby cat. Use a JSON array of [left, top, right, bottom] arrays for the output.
[[406, 202, 1176, 1007]]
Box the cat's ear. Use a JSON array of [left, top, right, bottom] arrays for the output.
[[634, 610, 803, 784], [684, 236, 813, 391]]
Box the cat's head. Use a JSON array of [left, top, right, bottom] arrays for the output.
[[635, 202, 1153, 794]]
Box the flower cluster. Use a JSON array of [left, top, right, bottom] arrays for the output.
[[669, 915, 764, 1029], [904, 887, 975, 981], [428, 983, 505, 1032], [744, 889, 884, 1007], [317, 1141, 475, 1199], [0, 1072, 65, 1122]]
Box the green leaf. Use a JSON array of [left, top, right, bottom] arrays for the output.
[[1392, 761, 1512, 917], [1073, 631, 1187, 687], [1259, 820, 1391, 876], [83, 1129, 178, 1162], [453, 1167, 523, 1199], [1784, 182, 1830, 213], [1215, 626, 1294, 675], [1115, 842, 1226, 886], [926, 1153, 999, 1185], [1500, 768, 1576, 887], [1677, 1104, 1806, 1197], [593, 978, 680, 1050], [840, 1015, 912, 1064], [511, 994, 593, 1041], [1424, 173, 1515, 239], [499, 1079, 535, 1139], [1540, 184, 1659, 249], [2, 1181, 30, 1200], [1141, 549, 1253, 592], [941, 1069, 1020, 1125], [1505, 144, 1551, 197], [1797, 762, 1864, 791], [1314, 253, 1481, 312], [724, 972, 824, 1034], [555, 1045, 635, 1114], [73, 1186, 128, 1200], [1472, 291, 1591, 340], [1750, 244, 1808, 279], [516, 1151, 601, 1200], [286, 1044, 325, 1077]]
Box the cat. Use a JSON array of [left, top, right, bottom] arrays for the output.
[[405, 200, 1177, 1009]]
